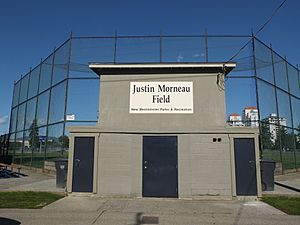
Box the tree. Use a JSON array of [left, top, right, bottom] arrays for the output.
[[296, 125, 300, 150], [58, 135, 69, 150], [29, 119, 39, 151], [261, 122, 274, 150], [274, 126, 295, 152]]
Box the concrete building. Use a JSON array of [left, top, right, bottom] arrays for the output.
[[67, 63, 261, 199]]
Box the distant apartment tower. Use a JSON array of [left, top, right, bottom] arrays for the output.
[[243, 106, 259, 127], [228, 113, 244, 126], [263, 113, 287, 143]]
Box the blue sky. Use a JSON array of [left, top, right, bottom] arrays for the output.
[[0, 0, 299, 134]]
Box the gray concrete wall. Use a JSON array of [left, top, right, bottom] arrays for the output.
[[67, 128, 261, 198], [178, 134, 232, 198], [95, 133, 232, 198], [96, 133, 142, 197], [98, 73, 226, 132]]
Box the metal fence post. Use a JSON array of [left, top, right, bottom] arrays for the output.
[[205, 29, 208, 62], [44, 47, 56, 162], [62, 34, 73, 157], [114, 31, 117, 64], [270, 44, 283, 173], [160, 31, 163, 63], [285, 56, 297, 170], [251, 36, 263, 158]]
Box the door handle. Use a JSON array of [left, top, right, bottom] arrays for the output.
[[74, 159, 80, 166], [249, 160, 256, 168]]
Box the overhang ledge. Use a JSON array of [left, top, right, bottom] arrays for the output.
[[89, 62, 236, 76]]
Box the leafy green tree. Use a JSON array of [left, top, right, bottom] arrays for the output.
[[58, 135, 69, 150], [29, 119, 39, 151], [261, 122, 274, 150], [274, 126, 295, 152], [296, 125, 300, 150]]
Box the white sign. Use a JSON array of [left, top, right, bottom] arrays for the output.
[[130, 82, 193, 114], [66, 114, 75, 121]]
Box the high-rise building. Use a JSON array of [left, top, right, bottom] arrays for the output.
[[262, 113, 287, 143], [243, 106, 259, 127]]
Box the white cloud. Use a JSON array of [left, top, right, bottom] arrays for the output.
[[193, 53, 205, 58], [177, 53, 184, 62], [0, 115, 9, 125]]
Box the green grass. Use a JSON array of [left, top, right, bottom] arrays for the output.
[[0, 191, 65, 209], [262, 196, 300, 215]]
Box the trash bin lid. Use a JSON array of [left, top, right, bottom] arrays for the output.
[[54, 158, 68, 162], [260, 159, 276, 163]]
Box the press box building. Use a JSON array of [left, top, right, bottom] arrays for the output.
[[67, 63, 262, 198]]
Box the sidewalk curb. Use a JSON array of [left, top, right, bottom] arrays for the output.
[[275, 182, 300, 193]]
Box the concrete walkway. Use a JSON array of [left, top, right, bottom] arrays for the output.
[[275, 171, 300, 192], [2, 168, 299, 196], [1, 169, 300, 224], [1, 196, 300, 225], [0, 168, 64, 193], [260, 171, 300, 196]]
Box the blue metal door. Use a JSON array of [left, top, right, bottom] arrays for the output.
[[234, 138, 257, 196], [143, 136, 178, 198], [72, 137, 94, 192]]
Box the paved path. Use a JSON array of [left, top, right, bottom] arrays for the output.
[[275, 171, 300, 192], [0, 168, 64, 193], [0, 169, 300, 224], [1, 197, 300, 225]]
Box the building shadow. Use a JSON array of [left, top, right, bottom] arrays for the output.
[[0, 217, 21, 225]]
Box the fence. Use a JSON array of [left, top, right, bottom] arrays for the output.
[[7, 34, 300, 172]]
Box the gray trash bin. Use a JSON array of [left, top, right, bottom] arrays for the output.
[[55, 159, 68, 188], [260, 159, 276, 191]]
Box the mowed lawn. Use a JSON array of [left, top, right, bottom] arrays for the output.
[[262, 196, 300, 215], [0, 191, 65, 209]]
